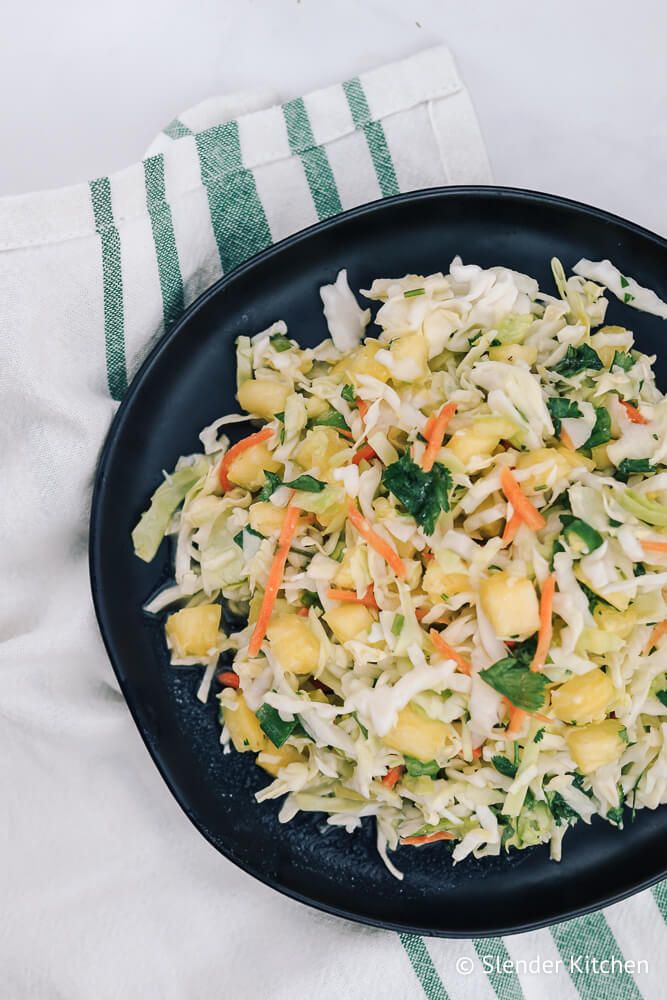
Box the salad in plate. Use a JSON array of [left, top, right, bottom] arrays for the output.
[[132, 255, 667, 878]]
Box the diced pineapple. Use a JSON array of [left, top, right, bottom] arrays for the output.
[[227, 442, 281, 491], [223, 691, 267, 752], [388, 331, 429, 381], [256, 743, 304, 776], [249, 501, 286, 536], [267, 614, 321, 675], [576, 570, 632, 612], [423, 561, 469, 600], [593, 604, 637, 640], [591, 444, 612, 470], [447, 417, 516, 465], [383, 705, 451, 762], [237, 378, 290, 420], [331, 339, 389, 384], [516, 448, 571, 494], [566, 719, 626, 774], [555, 447, 595, 472], [479, 572, 540, 638], [305, 395, 330, 418], [333, 549, 356, 589], [488, 343, 538, 365], [550, 667, 615, 724], [295, 427, 347, 478], [166, 604, 221, 657], [324, 603, 374, 644]]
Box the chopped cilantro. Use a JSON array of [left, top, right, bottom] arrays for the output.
[[382, 453, 452, 535], [258, 471, 326, 500], [404, 287, 425, 298], [615, 458, 656, 482], [611, 350, 635, 372], [553, 344, 603, 377], [533, 727, 545, 744], [620, 274, 630, 289], [256, 704, 298, 747], [341, 383, 356, 404], [308, 410, 351, 432], [479, 657, 550, 713], [624, 292, 635, 304], [582, 406, 611, 449], [404, 755, 440, 777], [492, 755, 518, 778], [270, 332, 293, 352], [547, 397, 582, 436], [547, 792, 579, 826]]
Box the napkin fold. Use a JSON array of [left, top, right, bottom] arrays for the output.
[[0, 43, 662, 1000]]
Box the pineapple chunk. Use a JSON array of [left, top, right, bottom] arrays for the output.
[[488, 343, 538, 365], [389, 332, 429, 381], [593, 604, 637, 640], [295, 427, 347, 479], [423, 561, 469, 600], [267, 614, 321, 675], [591, 444, 612, 470], [551, 667, 615, 725], [447, 417, 516, 465], [331, 339, 389, 384], [576, 570, 632, 612], [383, 705, 451, 762], [324, 603, 374, 644], [479, 572, 540, 638], [237, 378, 290, 420], [566, 719, 626, 774], [166, 604, 221, 657], [227, 442, 281, 491], [256, 743, 304, 776], [516, 448, 571, 494], [223, 692, 267, 752], [305, 395, 329, 418], [249, 501, 286, 536]]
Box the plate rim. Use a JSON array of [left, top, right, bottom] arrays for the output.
[[89, 184, 667, 937]]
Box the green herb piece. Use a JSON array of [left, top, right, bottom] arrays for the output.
[[547, 397, 582, 436], [572, 773, 593, 797], [270, 333, 293, 352], [624, 292, 635, 304], [301, 590, 323, 610], [258, 471, 283, 500], [533, 727, 545, 743], [615, 458, 656, 482], [578, 581, 612, 613], [550, 538, 565, 571], [560, 514, 604, 555], [382, 453, 451, 535], [468, 330, 483, 346], [582, 406, 611, 449], [510, 635, 538, 669], [634, 563, 647, 577], [256, 704, 298, 747], [404, 755, 440, 777], [492, 755, 518, 778], [607, 785, 625, 826], [552, 344, 603, 377], [353, 712, 368, 738], [308, 410, 351, 432], [547, 792, 579, 826], [233, 525, 264, 548], [620, 275, 630, 289], [258, 471, 326, 500], [479, 657, 550, 713], [331, 539, 346, 562], [657, 690, 667, 707], [275, 411, 285, 422], [392, 613, 405, 636], [341, 383, 356, 404], [404, 287, 426, 298], [611, 350, 635, 372]]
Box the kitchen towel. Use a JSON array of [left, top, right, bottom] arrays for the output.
[[0, 43, 663, 1000]]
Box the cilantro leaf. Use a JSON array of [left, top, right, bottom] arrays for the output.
[[258, 470, 283, 501], [270, 332, 293, 352], [615, 458, 656, 482], [547, 397, 582, 436], [301, 590, 323, 610], [547, 792, 579, 826], [492, 755, 518, 778], [308, 410, 350, 432], [510, 635, 538, 668], [341, 383, 356, 404], [382, 453, 451, 535], [258, 471, 326, 500], [582, 406, 611, 449], [256, 704, 297, 747], [233, 525, 264, 548], [552, 344, 603, 377], [611, 350, 635, 372], [533, 727, 545, 743], [479, 657, 550, 712], [656, 690, 667, 708], [404, 755, 440, 777]]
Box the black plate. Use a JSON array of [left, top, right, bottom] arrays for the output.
[[90, 187, 667, 937]]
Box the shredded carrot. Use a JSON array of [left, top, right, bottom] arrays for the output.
[[219, 427, 273, 491], [337, 428, 354, 441], [505, 705, 527, 737], [641, 539, 667, 554], [352, 443, 377, 466], [415, 607, 449, 624], [421, 402, 457, 472], [620, 399, 649, 424], [643, 620, 667, 656], [248, 505, 300, 656], [296, 606, 309, 617], [472, 746, 482, 759], [326, 584, 378, 609], [346, 499, 406, 579], [382, 765, 404, 789], [422, 414, 436, 440], [500, 466, 546, 532], [560, 428, 576, 450], [531, 574, 556, 672], [355, 397, 369, 420], [429, 629, 472, 676], [502, 510, 522, 546], [401, 831, 455, 846], [217, 671, 239, 688], [422, 550, 434, 562]]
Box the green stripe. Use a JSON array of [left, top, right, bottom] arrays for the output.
[[399, 935, 449, 1000], [551, 912, 642, 1000], [473, 938, 524, 1000], [195, 121, 272, 272], [343, 77, 399, 197], [89, 177, 128, 400], [143, 154, 185, 328], [282, 97, 343, 221], [162, 117, 193, 140]]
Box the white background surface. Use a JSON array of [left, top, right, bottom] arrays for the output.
[[2, 0, 666, 234]]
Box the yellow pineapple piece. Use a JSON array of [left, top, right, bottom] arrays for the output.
[[550, 667, 615, 725], [267, 614, 321, 675], [227, 442, 281, 492], [479, 572, 540, 638], [223, 692, 267, 752], [383, 705, 451, 762], [566, 719, 626, 774], [324, 603, 374, 644], [166, 604, 221, 657], [237, 378, 290, 420]]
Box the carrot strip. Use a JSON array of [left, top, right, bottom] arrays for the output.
[[641, 540, 667, 554], [643, 620, 667, 656], [531, 574, 556, 672], [502, 510, 522, 546], [248, 505, 300, 656], [429, 629, 472, 676], [219, 427, 273, 490], [500, 466, 546, 531], [217, 671, 239, 688], [346, 499, 406, 579], [560, 428, 576, 450], [421, 402, 457, 472], [422, 414, 436, 440], [382, 765, 404, 789], [401, 831, 455, 846], [296, 606, 309, 617], [472, 746, 482, 759], [326, 584, 378, 609], [355, 397, 369, 420], [506, 705, 527, 737], [620, 399, 649, 424], [352, 443, 378, 466]]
